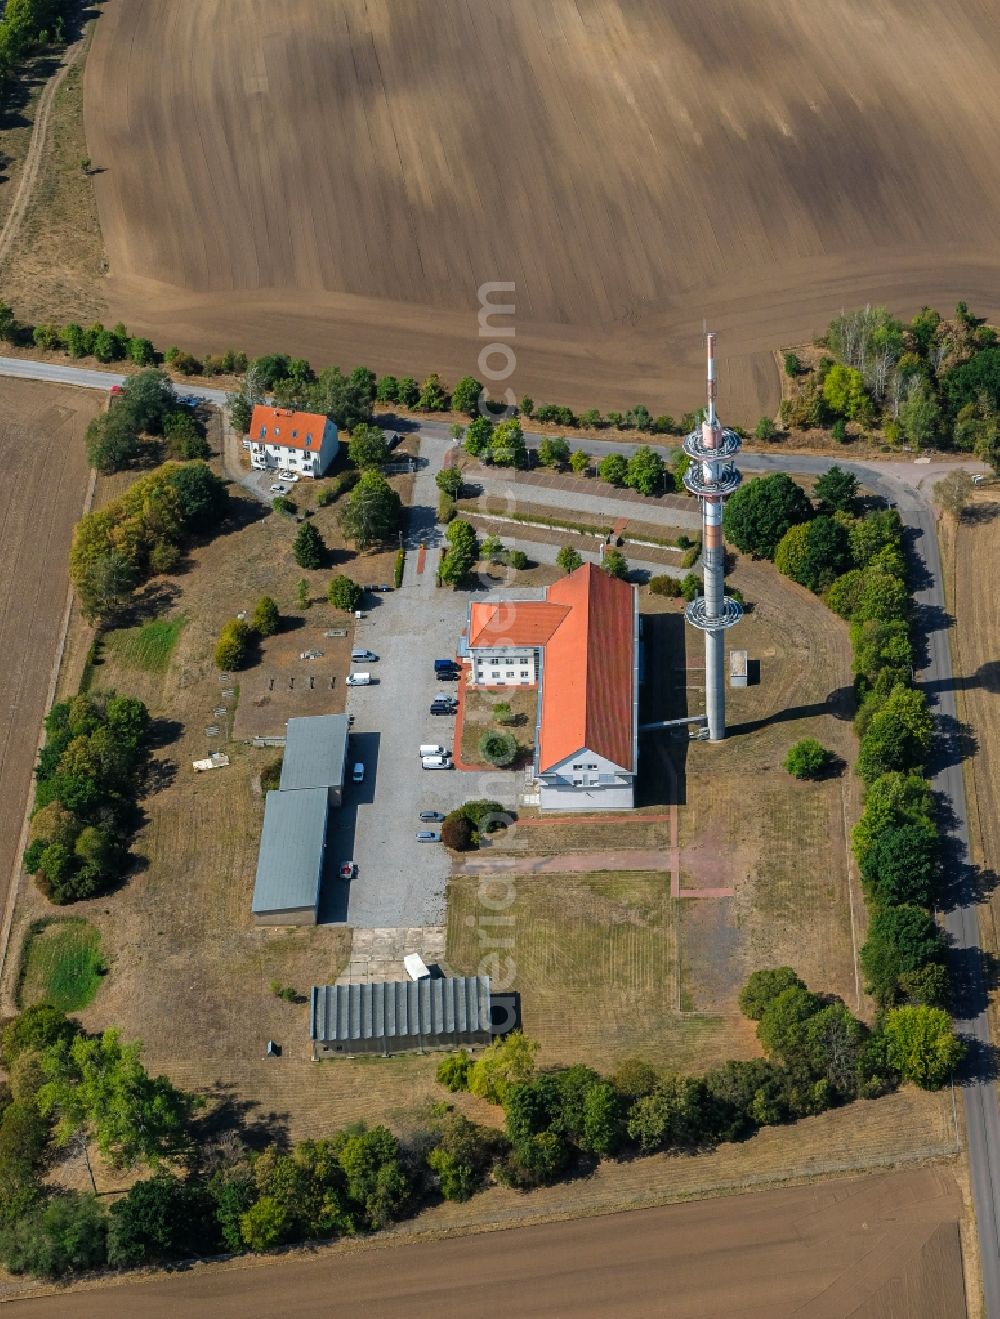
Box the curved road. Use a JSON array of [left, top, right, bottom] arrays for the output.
[[1, 356, 997, 1314]]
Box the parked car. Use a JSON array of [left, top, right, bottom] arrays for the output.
[[278, 470, 300, 482], [430, 702, 456, 715], [421, 755, 452, 770], [419, 810, 445, 822], [434, 659, 458, 672], [241, 438, 252, 449], [386, 433, 403, 451], [269, 483, 288, 494], [346, 672, 372, 686], [436, 670, 459, 682], [372, 583, 393, 593], [416, 831, 441, 842], [339, 861, 357, 880], [419, 743, 448, 758], [351, 648, 378, 662], [352, 762, 365, 783]]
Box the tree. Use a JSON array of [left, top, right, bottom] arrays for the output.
[[755, 984, 825, 1063], [435, 466, 463, 498], [943, 346, 1000, 416], [295, 578, 310, 610], [107, 1174, 212, 1266], [847, 507, 903, 568], [375, 374, 398, 403], [853, 568, 909, 624], [852, 771, 935, 860], [538, 436, 570, 468], [814, 466, 858, 512], [292, 521, 325, 570], [569, 449, 590, 474], [738, 967, 806, 1020], [822, 364, 870, 421], [165, 461, 227, 529], [754, 416, 777, 442], [440, 519, 478, 586], [1, 1005, 78, 1069], [860, 905, 945, 1005], [857, 686, 932, 783], [417, 373, 448, 411], [784, 352, 800, 377], [0, 1192, 107, 1279], [722, 473, 812, 559], [480, 533, 504, 563], [163, 411, 210, 461], [214, 618, 251, 671], [426, 1114, 501, 1202], [775, 515, 852, 592], [556, 545, 583, 574], [934, 470, 974, 521], [251, 596, 280, 637], [898, 378, 941, 449], [335, 1125, 411, 1230], [120, 369, 176, 434], [883, 1006, 964, 1089], [339, 471, 402, 549], [598, 453, 627, 486], [441, 811, 474, 851], [436, 1050, 473, 1092], [625, 445, 665, 496], [450, 375, 483, 416], [824, 569, 864, 619], [327, 575, 362, 612], [464, 416, 493, 457], [346, 423, 388, 471], [602, 549, 628, 579], [784, 738, 833, 780], [85, 411, 138, 474], [307, 365, 375, 430], [479, 731, 517, 766], [859, 822, 937, 907], [396, 376, 419, 407], [38, 1028, 193, 1169], [238, 1196, 288, 1253], [76, 551, 137, 621], [489, 419, 527, 467]]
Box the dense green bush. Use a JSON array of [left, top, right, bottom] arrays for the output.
[[784, 738, 833, 780], [214, 619, 252, 671], [251, 596, 280, 637], [327, 575, 362, 612]]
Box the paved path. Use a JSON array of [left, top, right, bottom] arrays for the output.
[[458, 849, 668, 875], [0, 354, 996, 1312]]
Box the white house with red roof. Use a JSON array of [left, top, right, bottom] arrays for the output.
[[248, 405, 339, 477], [464, 562, 640, 810]]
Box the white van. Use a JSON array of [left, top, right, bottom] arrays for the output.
[[421, 755, 452, 770], [419, 744, 448, 758], [352, 647, 378, 662], [346, 671, 371, 686]]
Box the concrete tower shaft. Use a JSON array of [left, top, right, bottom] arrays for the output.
[[682, 334, 743, 741]]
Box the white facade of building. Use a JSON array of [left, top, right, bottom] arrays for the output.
[[538, 749, 636, 812], [468, 648, 537, 686]]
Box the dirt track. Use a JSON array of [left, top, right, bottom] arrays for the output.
[[12, 1167, 966, 1318], [84, 0, 1000, 421], [0, 381, 96, 969]]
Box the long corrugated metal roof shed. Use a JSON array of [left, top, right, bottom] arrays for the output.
[[252, 787, 328, 915], [310, 976, 491, 1044], [279, 714, 350, 792]]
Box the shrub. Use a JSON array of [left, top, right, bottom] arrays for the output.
[[441, 811, 475, 851], [648, 575, 681, 597], [271, 495, 296, 517], [602, 549, 628, 579], [597, 453, 627, 486], [783, 352, 800, 377], [680, 573, 699, 602], [327, 575, 362, 612], [882, 1006, 964, 1089], [251, 596, 280, 637], [437, 492, 456, 524], [214, 619, 251, 671], [738, 967, 806, 1020], [624, 446, 664, 496], [784, 739, 832, 780], [435, 466, 463, 498], [479, 732, 517, 767], [461, 799, 509, 832], [450, 375, 483, 416], [754, 416, 777, 441], [436, 1051, 472, 1092], [260, 757, 282, 793], [831, 418, 849, 443], [394, 548, 405, 588], [507, 550, 528, 570], [680, 543, 701, 568], [538, 436, 570, 468], [569, 450, 590, 474]]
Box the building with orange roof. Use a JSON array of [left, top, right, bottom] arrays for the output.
[[248, 405, 339, 478], [463, 562, 639, 810]]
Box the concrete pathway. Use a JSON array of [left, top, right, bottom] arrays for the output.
[[457, 849, 668, 875]]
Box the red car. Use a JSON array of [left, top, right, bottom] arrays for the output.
[[339, 862, 357, 881]]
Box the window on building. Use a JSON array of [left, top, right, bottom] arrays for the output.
[[305, 435, 313, 447], [259, 426, 267, 438]]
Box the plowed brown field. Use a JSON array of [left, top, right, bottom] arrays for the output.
[[0, 380, 97, 957], [84, 0, 1000, 421]]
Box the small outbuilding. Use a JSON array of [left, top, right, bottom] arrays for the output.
[[279, 714, 350, 806], [252, 787, 329, 925], [309, 976, 492, 1059]]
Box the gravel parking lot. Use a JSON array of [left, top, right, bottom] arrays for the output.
[[326, 435, 519, 928]]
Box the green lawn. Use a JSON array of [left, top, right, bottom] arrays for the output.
[[18, 919, 106, 1012], [102, 615, 186, 672]]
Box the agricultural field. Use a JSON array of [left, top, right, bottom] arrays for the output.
[[0, 378, 97, 961], [944, 491, 1000, 1043], [80, 0, 1000, 422]]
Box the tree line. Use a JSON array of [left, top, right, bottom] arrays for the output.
[[0, 0, 73, 106], [22, 692, 150, 904], [781, 303, 1000, 471], [0, 967, 961, 1282], [85, 370, 210, 475], [723, 469, 952, 1011]]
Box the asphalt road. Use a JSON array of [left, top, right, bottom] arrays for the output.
[[1, 355, 997, 1313]]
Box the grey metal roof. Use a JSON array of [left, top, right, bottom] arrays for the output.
[[279, 714, 350, 793], [310, 976, 491, 1043], [252, 788, 328, 915]]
